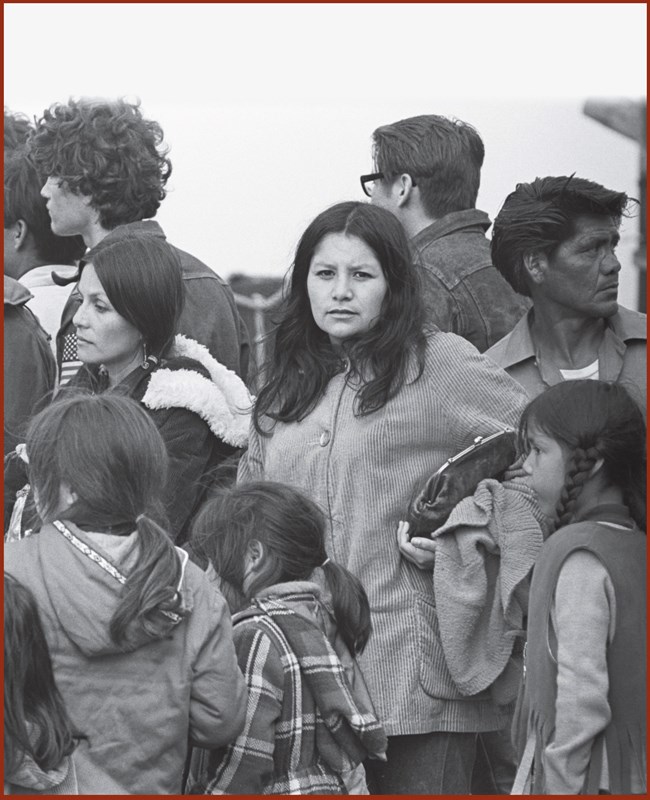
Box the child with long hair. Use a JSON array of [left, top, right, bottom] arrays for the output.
[[188, 481, 388, 794], [4, 394, 246, 794], [512, 380, 646, 794], [4, 575, 126, 794]]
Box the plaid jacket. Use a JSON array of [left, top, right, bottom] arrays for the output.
[[189, 582, 387, 795]]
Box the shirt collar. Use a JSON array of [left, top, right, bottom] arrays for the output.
[[496, 306, 644, 373], [411, 208, 492, 247], [495, 310, 536, 369]]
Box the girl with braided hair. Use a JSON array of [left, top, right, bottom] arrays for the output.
[[512, 379, 646, 794]]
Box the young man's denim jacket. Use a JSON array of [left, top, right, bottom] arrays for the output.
[[411, 209, 530, 353]]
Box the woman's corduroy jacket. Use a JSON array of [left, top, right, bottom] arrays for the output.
[[239, 332, 528, 736]]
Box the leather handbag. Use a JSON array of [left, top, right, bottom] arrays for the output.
[[407, 428, 517, 537]]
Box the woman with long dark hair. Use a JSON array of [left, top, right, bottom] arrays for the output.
[[240, 201, 529, 794], [62, 232, 252, 542]]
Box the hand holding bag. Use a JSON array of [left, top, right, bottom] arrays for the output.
[[407, 429, 517, 538]]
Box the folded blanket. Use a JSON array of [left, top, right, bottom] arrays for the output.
[[431, 479, 551, 702]]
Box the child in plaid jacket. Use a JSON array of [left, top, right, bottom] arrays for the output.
[[187, 481, 387, 795]]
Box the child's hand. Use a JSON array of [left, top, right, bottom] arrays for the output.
[[397, 520, 437, 570], [503, 452, 527, 481]]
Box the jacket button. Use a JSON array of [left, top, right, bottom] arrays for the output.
[[319, 431, 331, 447]]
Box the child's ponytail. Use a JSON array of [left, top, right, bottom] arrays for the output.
[[321, 560, 372, 656], [191, 481, 374, 654], [109, 513, 181, 646]]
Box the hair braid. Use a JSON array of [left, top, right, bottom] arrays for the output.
[[555, 445, 600, 527]]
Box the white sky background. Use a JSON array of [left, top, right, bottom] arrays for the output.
[[4, 3, 647, 308]]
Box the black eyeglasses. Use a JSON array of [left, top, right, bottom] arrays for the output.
[[360, 171, 419, 198], [360, 173, 384, 197]]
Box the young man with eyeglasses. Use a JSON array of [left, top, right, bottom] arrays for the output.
[[30, 98, 250, 384], [362, 114, 529, 353]]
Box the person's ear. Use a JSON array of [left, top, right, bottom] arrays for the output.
[[59, 482, 79, 510], [247, 539, 265, 569], [396, 173, 415, 208], [12, 219, 29, 251], [523, 252, 547, 285]]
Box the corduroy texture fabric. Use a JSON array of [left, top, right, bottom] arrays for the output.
[[517, 507, 646, 794], [190, 584, 386, 795], [239, 332, 528, 735]]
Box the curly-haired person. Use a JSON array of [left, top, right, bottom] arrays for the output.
[[30, 98, 250, 383]]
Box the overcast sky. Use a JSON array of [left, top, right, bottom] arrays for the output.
[[4, 3, 647, 308]]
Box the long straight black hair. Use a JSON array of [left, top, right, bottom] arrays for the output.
[[191, 480, 372, 655], [4, 575, 77, 775], [253, 201, 427, 434], [85, 232, 184, 359]]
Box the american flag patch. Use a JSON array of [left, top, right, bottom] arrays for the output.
[[59, 332, 82, 385]]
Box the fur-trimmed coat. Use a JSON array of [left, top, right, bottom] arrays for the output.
[[66, 335, 252, 542]]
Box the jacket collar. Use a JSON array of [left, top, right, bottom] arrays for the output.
[[4, 275, 33, 306], [82, 220, 166, 265], [141, 334, 252, 447], [20, 264, 79, 289], [411, 208, 491, 247]]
